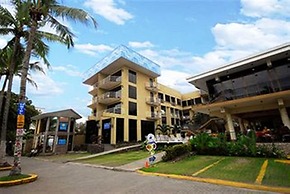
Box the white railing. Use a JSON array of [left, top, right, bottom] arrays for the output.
[[98, 90, 121, 100]]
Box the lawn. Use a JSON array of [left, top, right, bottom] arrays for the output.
[[141, 155, 290, 188], [142, 155, 221, 176], [78, 150, 150, 167], [0, 174, 30, 181], [262, 159, 290, 187], [198, 157, 264, 183]]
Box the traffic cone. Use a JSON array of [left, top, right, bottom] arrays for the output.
[[145, 161, 149, 168]]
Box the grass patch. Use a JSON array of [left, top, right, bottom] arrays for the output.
[[0, 174, 30, 181], [199, 157, 264, 183], [79, 150, 150, 167], [142, 155, 221, 176], [262, 159, 290, 187]]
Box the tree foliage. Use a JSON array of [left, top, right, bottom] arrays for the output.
[[0, 92, 40, 142]]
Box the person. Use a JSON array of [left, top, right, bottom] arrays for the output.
[[262, 126, 270, 134]]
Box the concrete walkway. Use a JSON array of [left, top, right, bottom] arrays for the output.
[[114, 151, 165, 172], [68, 143, 165, 172], [68, 144, 142, 162]]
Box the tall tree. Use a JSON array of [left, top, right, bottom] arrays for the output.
[[11, 0, 97, 175]]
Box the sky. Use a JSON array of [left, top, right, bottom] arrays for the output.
[[1, 0, 290, 123]]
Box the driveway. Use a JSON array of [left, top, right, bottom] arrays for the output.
[[0, 157, 275, 194]]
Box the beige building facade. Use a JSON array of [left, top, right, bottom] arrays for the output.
[[83, 45, 207, 144]]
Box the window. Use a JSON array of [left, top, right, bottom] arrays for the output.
[[158, 93, 164, 102], [165, 95, 170, 102], [129, 102, 137, 116], [182, 100, 187, 107], [177, 99, 181, 106], [171, 97, 176, 105], [195, 97, 202, 104], [129, 85, 137, 99], [129, 70, 136, 84], [187, 99, 193, 106]]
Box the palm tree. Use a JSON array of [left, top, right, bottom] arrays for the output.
[[170, 124, 181, 135], [11, 0, 97, 175], [0, 1, 84, 170], [156, 124, 171, 136]]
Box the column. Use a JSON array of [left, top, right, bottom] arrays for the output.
[[226, 113, 236, 141], [137, 120, 142, 141], [279, 106, 290, 128], [111, 118, 116, 144], [238, 118, 245, 134], [66, 118, 71, 152], [124, 118, 129, 142], [43, 118, 50, 153], [71, 119, 76, 151], [52, 117, 60, 153]]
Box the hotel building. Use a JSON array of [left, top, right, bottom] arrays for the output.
[[83, 45, 207, 144], [187, 43, 290, 140]]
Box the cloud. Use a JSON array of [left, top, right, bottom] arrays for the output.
[[128, 41, 154, 48], [52, 65, 83, 77], [212, 18, 290, 52], [0, 38, 7, 49], [157, 70, 196, 93], [241, 0, 290, 18], [12, 70, 64, 97], [84, 0, 133, 25], [75, 43, 113, 55]]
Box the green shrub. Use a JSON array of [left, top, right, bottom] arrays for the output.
[[190, 133, 227, 155], [162, 144, 191, 162], [256, 143, 285, 158]]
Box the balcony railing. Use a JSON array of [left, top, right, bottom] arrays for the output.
[[103, 106, 122, 115], [87, 97, 98, 108], [89, 86, 98, 96], [145, 82, 159, 92], [145, 97, 161, 106], [98, 91, 121, 104], [99, 75, 121, 90], [146, 111, 161, 120]]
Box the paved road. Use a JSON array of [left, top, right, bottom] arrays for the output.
[[0, 157, 275, 194]]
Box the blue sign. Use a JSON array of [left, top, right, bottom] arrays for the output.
[[17, 102, 25, 115], [149, 155, 156, 163]]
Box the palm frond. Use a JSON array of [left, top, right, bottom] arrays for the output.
[[29, 62, 45, 74], [47, 15, 74, 48], [50, 5, 97, 28], [0, 5, 15, 26]]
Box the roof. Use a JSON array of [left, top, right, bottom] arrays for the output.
[[31, 109, 82, 120], [187, 42, 290, 91], [83, 45, 161, 85]]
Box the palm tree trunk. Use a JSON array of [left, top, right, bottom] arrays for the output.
[[0, 74, 9, 116], [0, 72, 14, 167], [0, 74, 10, 166], [10, 25, 36, 175]]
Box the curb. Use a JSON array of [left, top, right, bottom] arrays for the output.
[[0, 174, 38, 187], [0, 166, 12, 171], [137, 170, 290, 194]]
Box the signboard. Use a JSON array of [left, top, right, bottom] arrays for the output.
[[17, 115, 25, 129], [17, 102, 25, 115], [17, 115, 24, 123]]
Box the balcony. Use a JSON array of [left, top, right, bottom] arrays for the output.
[[89, 87, 98, 96], [145, 82, 159, 92], [146, 111, 161, 120], [87, 97, 98, 108], [146, 97, 161, 106], [99, 75, 121, 90], [98, 91, 121, 105], [102, 107, 122, 116], [88, 115, 97, 120]]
